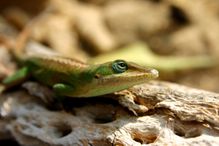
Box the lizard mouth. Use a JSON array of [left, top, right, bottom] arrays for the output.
[[116, 68, 158, 81], [98, 68, 159, 85]]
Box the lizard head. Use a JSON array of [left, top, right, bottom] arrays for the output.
[[82, 60, 159, 97]]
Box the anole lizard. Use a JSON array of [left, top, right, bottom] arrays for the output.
[[1, 17, 159, 114], [3, 54, 158, 97], [1, 49, 158, 114]]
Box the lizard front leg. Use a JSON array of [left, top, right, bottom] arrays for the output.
[[53, 83, 75, 97]]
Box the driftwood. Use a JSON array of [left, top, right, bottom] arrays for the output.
[[0, 81, 219, 146]]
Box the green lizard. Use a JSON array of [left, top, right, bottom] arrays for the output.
[[1, 16, 159, 115], [1, 45, 159, 114], [3, 54, 158, 98]]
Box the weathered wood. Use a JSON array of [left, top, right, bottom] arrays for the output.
[[0, 81, 219, 146]]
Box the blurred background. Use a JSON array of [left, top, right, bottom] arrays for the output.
[[0, 0, 219, 94], [0, 0, 219, 145]]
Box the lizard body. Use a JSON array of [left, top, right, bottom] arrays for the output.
[[3, 54, 159, 97]]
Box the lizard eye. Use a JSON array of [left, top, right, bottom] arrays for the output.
[[112, 60, 128, 73]]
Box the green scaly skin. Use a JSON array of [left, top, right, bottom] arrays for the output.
[[3, 54, 159, 97]]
